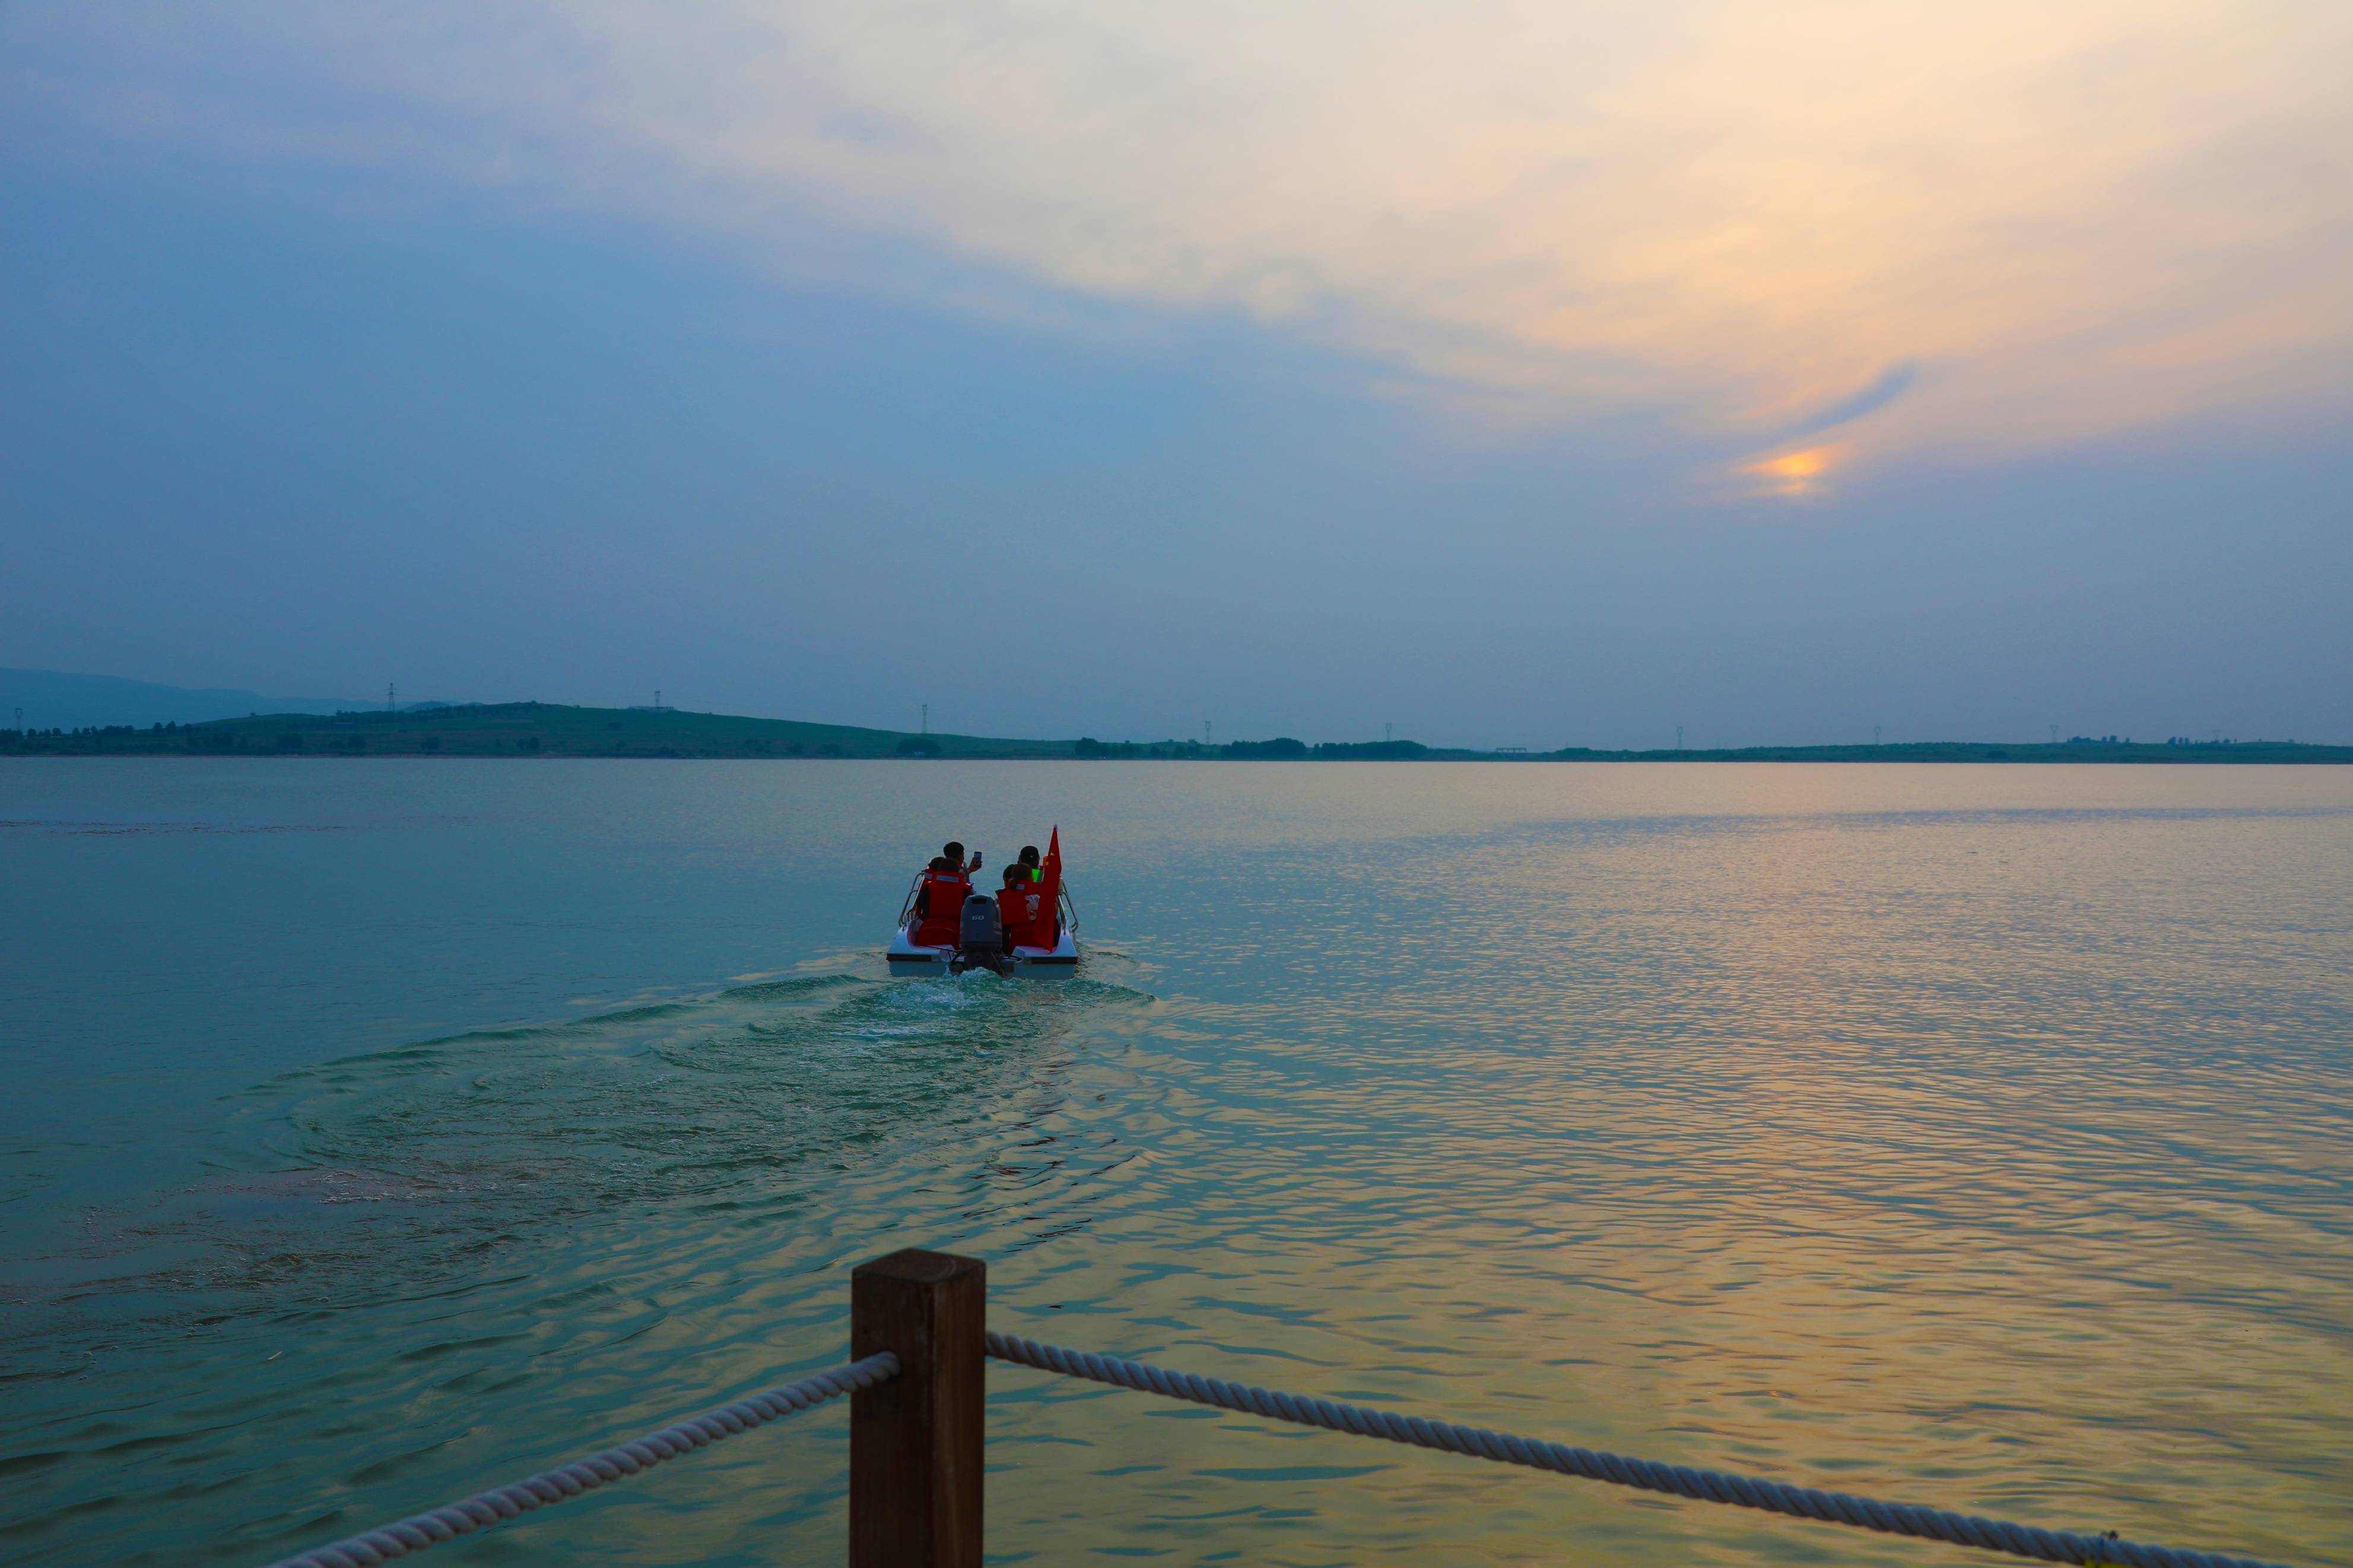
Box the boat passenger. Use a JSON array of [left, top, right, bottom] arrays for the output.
[[911, 848, 976, 945], [1017, 845, 1042, 881], [998, 863, 1046, 952]]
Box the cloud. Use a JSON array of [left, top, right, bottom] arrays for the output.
[[1726, 362, 1917, 497], [1771, 362, 1922, 444], [11, 0, 2352, 469]]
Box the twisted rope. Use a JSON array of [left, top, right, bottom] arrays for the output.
[[986, 1333, 2295, 1568], [259, 1352, 898, 1568]]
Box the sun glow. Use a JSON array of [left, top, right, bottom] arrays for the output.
[[1744, 446, 1841, 500]]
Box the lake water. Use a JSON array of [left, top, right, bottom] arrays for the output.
[[3, 759, 2349, 1568]]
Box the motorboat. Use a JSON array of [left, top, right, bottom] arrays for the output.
[[887, 839, 1079, 977], [887, 882, 1078, 977]]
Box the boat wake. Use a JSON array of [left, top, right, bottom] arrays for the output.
[[1, 970, 1153, 1378]]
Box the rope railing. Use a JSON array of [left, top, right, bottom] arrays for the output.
[[258, 1352, 898, 1568], [986, 1332, 2297, 1568], [239, 1254, 2310, 1568]]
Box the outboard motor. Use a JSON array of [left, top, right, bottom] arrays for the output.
[[957, 892, 1005, 973]]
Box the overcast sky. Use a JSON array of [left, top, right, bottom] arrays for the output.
[[3, 1, 2348, 748]]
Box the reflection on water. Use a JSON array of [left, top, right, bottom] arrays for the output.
[[0, 762, 2348, 1567]]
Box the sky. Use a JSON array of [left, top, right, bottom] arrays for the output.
[[2, 0, 2348, 749]]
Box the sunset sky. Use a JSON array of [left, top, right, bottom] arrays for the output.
[[4, 1, 2348, 746]]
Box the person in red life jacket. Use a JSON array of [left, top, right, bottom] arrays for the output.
[[1004, 838, 1069, 949], [997, 863, 1047, 952], [910, 841, 981, 946]]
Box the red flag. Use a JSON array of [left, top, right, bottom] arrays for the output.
[[1039, 826, 1061, 934]]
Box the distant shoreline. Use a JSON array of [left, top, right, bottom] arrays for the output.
[[4, 702, 2347, 763]]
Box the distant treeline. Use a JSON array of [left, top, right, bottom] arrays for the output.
[[1075, 737, 1431, 760]]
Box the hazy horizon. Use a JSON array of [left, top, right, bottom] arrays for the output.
[[4, 2, 2349, 750], [4, 664, 2341, 752]]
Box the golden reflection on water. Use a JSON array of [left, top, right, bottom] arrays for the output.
[[955, 775, 2353, 1567]]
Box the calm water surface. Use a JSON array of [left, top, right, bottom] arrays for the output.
[[2, 759, 2349, 1567]]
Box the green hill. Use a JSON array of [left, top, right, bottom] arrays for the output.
[[0, 702, 1074, 759]]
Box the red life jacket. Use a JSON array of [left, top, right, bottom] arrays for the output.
[[912, 870, 969, 946], [997, 883, 1047, 949]]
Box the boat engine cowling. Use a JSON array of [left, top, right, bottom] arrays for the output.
[[958, 893, 1004, 969]]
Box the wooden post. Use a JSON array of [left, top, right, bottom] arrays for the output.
[[851, 1248, 985, 1568]]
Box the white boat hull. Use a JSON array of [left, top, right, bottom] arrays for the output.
[[886, 919, 1078, 977]]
